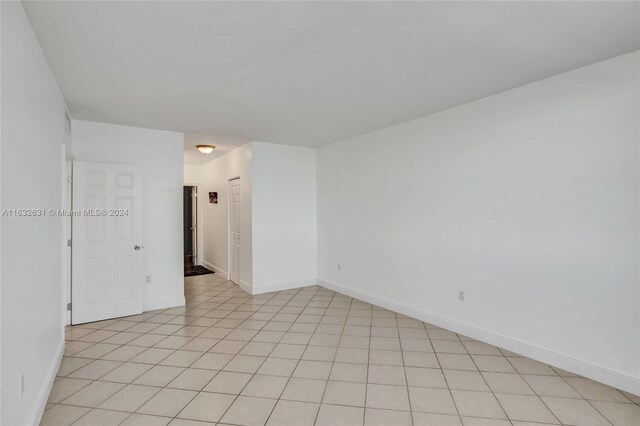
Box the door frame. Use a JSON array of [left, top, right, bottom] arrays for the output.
[[228, 177, 240, 283], [63, 149, 72, 325], [61, 117, 72, 325]]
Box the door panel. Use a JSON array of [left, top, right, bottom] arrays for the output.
[[115, 197, 134, 240], [84, 258, 105, 304], [115, 172, 135, 188], [114, 255, 134, 300], [85, 170, 105, 187], [230, 178, 240, 284], [72, 161, 143, 324], [86, 197, 106, 241]]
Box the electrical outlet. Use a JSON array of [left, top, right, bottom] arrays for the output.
[[458, 290, 465, 302], [145, 275, 152, 284], [18, 373, 24, 398]]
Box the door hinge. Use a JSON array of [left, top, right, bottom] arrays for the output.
[[67, 239, 72, 247], [67, 175, 72, 183], [67, 303, 72, 311]]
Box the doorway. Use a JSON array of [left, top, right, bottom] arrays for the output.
[[183, 185, 197, 266]]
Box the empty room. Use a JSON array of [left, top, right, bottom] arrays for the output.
[[1, 1, 639, 426]]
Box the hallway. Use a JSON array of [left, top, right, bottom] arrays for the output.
[[43, 275, 639, 425]]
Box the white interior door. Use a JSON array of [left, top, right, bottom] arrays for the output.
[[229, 178, 240, 284], [72, 161, 143, 324]]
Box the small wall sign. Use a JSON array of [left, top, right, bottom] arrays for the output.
[[209, 192, 218, 204]]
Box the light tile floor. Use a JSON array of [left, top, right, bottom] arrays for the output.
[[43, 274, 640, 426]]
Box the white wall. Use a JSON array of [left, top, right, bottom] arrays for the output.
[[200, 144, 253, 289], [252, 142, 317, 292], [199, 142, 317, 294], [72, 120, 185, 311], [1, 2, 70, 424], [184, 163, 202, 185], [317, 52, 640, 394]]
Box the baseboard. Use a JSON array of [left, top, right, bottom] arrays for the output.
[[318, 278, 640, 396], [236, 279, 253, 295], [202, 260, 228, 280], [32, 337, 64, 425], [143, 295, 185, 312], [252, 278, 318, 295]]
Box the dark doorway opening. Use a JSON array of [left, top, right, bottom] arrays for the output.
[[183, 186, 196, 266], [183, 186, 214, 277]]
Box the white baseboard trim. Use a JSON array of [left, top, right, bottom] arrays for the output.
[[32, 336, 64, 425], [252, 278, 318, 295], [202, 260, 228, 280], [318, 278, 640, 396], [237, 279, 253, 295], [144, 296, 185, 312]]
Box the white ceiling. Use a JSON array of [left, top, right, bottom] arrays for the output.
[[24, 1, 640, 153]]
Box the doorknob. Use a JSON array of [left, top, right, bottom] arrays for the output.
[[134, 245, 143, 250]]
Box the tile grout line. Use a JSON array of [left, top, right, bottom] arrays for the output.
[[72, 277, 257, 425], [176, 281, 289, 425], [311, 291, 353, 426], [265, 289, 327, 425], [49, 275, 637, 426], [260, 285, 324, 426]]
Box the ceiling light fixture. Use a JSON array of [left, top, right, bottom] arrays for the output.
[[196, 144, 215, 154]]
